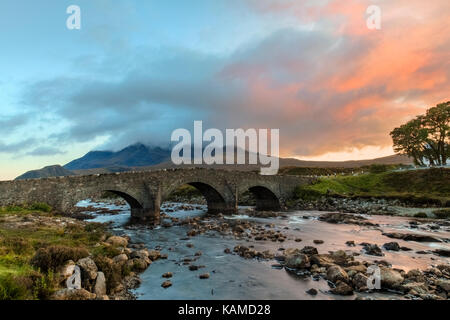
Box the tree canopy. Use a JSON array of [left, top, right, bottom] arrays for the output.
[[390, 101, 450, 166]]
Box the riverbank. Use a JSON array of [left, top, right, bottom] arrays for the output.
[[1, 200, 449, 300], [0, 205, 154, 300], [291, 168, 450, 207], [290, 197, 450, 218]]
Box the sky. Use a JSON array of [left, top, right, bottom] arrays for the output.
[[0, 0, 449, 180]]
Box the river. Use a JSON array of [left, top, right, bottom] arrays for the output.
[[77, 200, 450, 300]]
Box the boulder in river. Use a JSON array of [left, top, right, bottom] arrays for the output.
[[361, 243, 384, 256], [382, 232, 441, 243], [306, 288, 318, 296], [401, 282, 429, 295], [383, 242, 400, 251], [380, 267, 404, 289], [433, 249, 450, 257], [147, 250, 162, 261], [310, 254, 335, 268], [436, 279, 450, 293], [327, 265, 349, 283], [352, 272, 369, 291], [405, 269, 425, 283], [319, 212, 378, 227], [285, 253, 310, 269], [331, 281, 353, 295], [130, 249, 150, 260], [128, 258, 150, 272], [300, 246, 319, 255]]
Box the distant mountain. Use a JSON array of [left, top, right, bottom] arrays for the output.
[[278, 154, 413, 168], [15, 165, 75, 180], [64, 143, 171, 170], [149, 154, 413, 170], [15, 142, 413, 180]]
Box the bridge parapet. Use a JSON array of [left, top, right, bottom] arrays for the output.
[[0, 168, 312, 223]]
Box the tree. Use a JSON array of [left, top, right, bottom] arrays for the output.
[[390, 101, 449, 166], [424, 102, 450, 165]]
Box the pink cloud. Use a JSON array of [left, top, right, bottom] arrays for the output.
[[220, 0, 450, 159]]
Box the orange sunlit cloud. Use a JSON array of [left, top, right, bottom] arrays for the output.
[[228, 0, 450, 160]]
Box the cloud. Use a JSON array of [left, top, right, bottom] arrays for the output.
[[14, 0, 450, 158], [25, 147, 66, 157], [0, 114, 30, 134], [0, 139, 36, 154]]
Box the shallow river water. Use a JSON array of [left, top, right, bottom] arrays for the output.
[[77, 200, 450, 300]]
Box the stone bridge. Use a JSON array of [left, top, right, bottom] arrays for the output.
[[0, 169, 312, 223]]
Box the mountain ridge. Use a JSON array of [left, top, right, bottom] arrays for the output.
[[15, 143, 413, 180], [64, 143, 171, 170], [15, 165, 75, 180]]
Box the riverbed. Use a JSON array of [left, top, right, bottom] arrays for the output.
[[77, 200, 450, 300]]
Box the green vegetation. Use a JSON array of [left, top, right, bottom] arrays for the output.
[[167, 184, 202, 200], [366, 164, 390, 174], [30, 246, 89, 273], [101, 191, 120, 199], [390, 101, 449, 166], [29, 203, 52, 213], [0, 204, 115, 300], [94, 255, 128, 293], [0, 203, 53, 216], [294, 168, 450, 206]]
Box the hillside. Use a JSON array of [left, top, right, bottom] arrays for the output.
[[64, 143, 171, 170], [149, 154, 412, 171], [279, 154, 413, 168], [15, 165, 75, 180], [295, 168, 450, 206]]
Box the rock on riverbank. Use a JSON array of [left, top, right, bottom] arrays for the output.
[[51, 235, 156, 300], [292, 196, 448, 217], [275, 246, 449, 300]]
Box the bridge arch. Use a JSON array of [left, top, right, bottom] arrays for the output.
[[240, 184, 281, 211], [161, 178, 236, 215], [62, 182, 147, 215], [102, 190, 144, 210]]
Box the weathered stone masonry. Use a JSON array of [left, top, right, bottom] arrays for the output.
[[0, 168, 312, 222]]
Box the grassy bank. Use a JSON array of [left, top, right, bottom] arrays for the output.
[[0, 205, 118, 300], [294, 168, 450, 206], [0, 203, 52, 216]]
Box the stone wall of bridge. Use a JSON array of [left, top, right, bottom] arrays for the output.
[[0, 169, 312, 223]]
